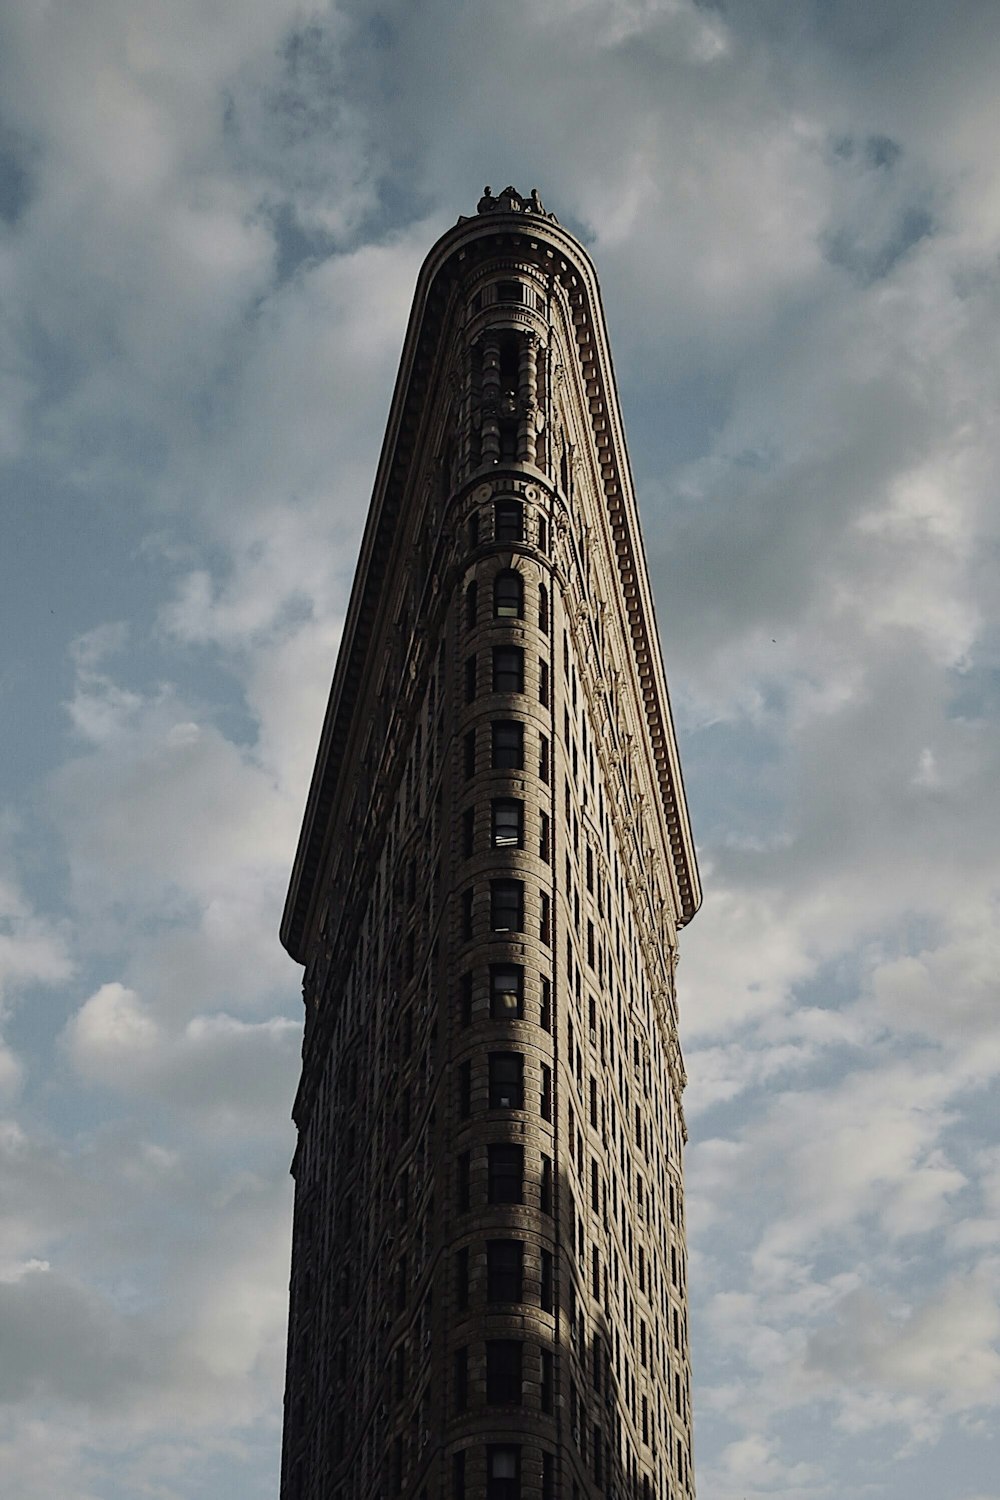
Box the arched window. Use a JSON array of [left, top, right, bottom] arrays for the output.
[[494, 570, 523, 619]]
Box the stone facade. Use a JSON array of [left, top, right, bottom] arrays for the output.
[[279, 189, 701, 1500]]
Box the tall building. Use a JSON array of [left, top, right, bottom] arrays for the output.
[[279, 186, 701, 1500]]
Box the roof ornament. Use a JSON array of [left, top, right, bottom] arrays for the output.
[[473, 185, 558, 221]]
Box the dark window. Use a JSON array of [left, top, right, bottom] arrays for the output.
[[494, 500, 523, 542], [461, 888, 474, 940], [539, 734, 550, 782], [538, 584, 549, 634], [486, 1341, 523, 1404], [488, 1143, 524, 1204], [539, 659, 549, 706], [487, 1446, 521, 1500], [542, 1452, 554, 1500], [540, 976, 552, 1032], [491, 880, 523, 932], [487, 1239, 523, 1301], [466, 580, 478, 629], [493, 570, 523, 619], [540, 1064, 552, 1121], [539, 811, 550, 862], [469, 512, 480, 548], [541, 1250, 553, 1312], [452, 1451, 466, 1500], [456, 1247, 469, 1310], [493, 646, 524, 693], [492, 799, 523, 848], [541, 1349, 554, 1411], [539, 891, 551, 944], [496, 281, 522, 304], [453, 1347, 468, 1412], [540, 1154, 552, 1214], [460, 971, 473, 1027], [490, 965, 523, 1019], [492, 720, 523, 769], [459, 1060, 471, 1118], [465, 654, 477, 703], [462, 807, 475, 858], [489, 1052, 523, 1109], [464, 729, 476, 779], [458, 1151, 470, 1210]]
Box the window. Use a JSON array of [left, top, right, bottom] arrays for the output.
[[495, 499, 523, 541], [459, 1060, 471, 1117], [490, 965, 523, 1019], [538, 584, 549, 634], [465, 654, 477, 703], [461, 888, 474, 940], [540, 1153, 553, 1214], [493, 646, 524, 693], [487, 1239, 523, 1301], [540, 975, 552, 1032], [462, 807, 474, 858], [539, 659, 549, 706], [452, 1451, 466, 1500], [453, 1347, 468, 1412], [491, 880, 523, 932], [496, 281, 523, 304], [456, 1247, 469, 1309], [492, 799, 523, 848], [486, 1341, 522, 1405], [489, 1052, 523, 1109], [458, 1151, 470, 1210], [542, 1452, 554, 1500], [539, 891, 551, 944], [488, 1143, 523, 1204], [541, 1349, 554, 1411], [492, 719, 523, 769], [541, 1249, 553, 1312], [487, 1446, 521, 1500], [539, 734, 550, 782], [464, 728, 476, 779], [469, 511, 480, 548], [460, 971, 473, 1027], [493, 570, 523, 619], [539, 811, 550, 862], [466, 580, 478, 629], [540, 1063, 552, 1120]]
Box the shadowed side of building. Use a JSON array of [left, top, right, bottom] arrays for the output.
[[279, 187, 701, 1500]]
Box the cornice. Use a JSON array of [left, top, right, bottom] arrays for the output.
[[281, 206, 701, 964]]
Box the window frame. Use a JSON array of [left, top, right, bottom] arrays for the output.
[[491, 798, 524, 849], [487, 1143, 524, 1205], [492, 719, 524, 770], [492, 645, 525, 694], [486, 1341, 523, 1406], [486, 1239, 524, 1303], [490, 964, 524, 1020], [493, 569, 524, 619], [490, 879, 524, 933], [488, 1051, 524, 1110]]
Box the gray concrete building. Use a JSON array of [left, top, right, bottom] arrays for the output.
[[279, 186, 701, 1500]]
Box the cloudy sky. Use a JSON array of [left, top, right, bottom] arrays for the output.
[[2, 1, 999, 1497]]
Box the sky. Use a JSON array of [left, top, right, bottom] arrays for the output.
[[0, 1, 998, 1497]]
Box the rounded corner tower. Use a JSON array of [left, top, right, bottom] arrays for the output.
[[280, 186, 700, 1500]]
